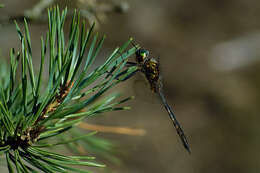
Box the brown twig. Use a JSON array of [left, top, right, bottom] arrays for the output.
[[21, 81, 74, 144], [78, 122, 146, 136]]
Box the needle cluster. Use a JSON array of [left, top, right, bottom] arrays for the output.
[[0, 6, 137, 172]]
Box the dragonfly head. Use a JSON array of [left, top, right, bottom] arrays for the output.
[[135, 49, 149, 63]]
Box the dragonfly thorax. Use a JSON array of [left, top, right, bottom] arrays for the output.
[[142, 57, 160, 92]]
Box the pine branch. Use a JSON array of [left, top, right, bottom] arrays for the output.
[[0, 6, 138, 173]]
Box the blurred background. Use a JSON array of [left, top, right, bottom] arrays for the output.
[[1, 0, 260, 172]]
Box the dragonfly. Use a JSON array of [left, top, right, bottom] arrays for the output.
[[108, 41, 191, 153]]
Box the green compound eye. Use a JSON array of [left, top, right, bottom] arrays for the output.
[[139, 49, 149, 58], [135, 49, 149, 63]]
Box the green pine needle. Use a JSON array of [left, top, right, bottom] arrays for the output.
[[0, 6, 139, 173]]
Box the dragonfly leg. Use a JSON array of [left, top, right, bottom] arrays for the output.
[[118, 68, 139, 81], [126, 61, 138, 67], [107, 68, 140, 81], [105, 61, 137, 79]]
